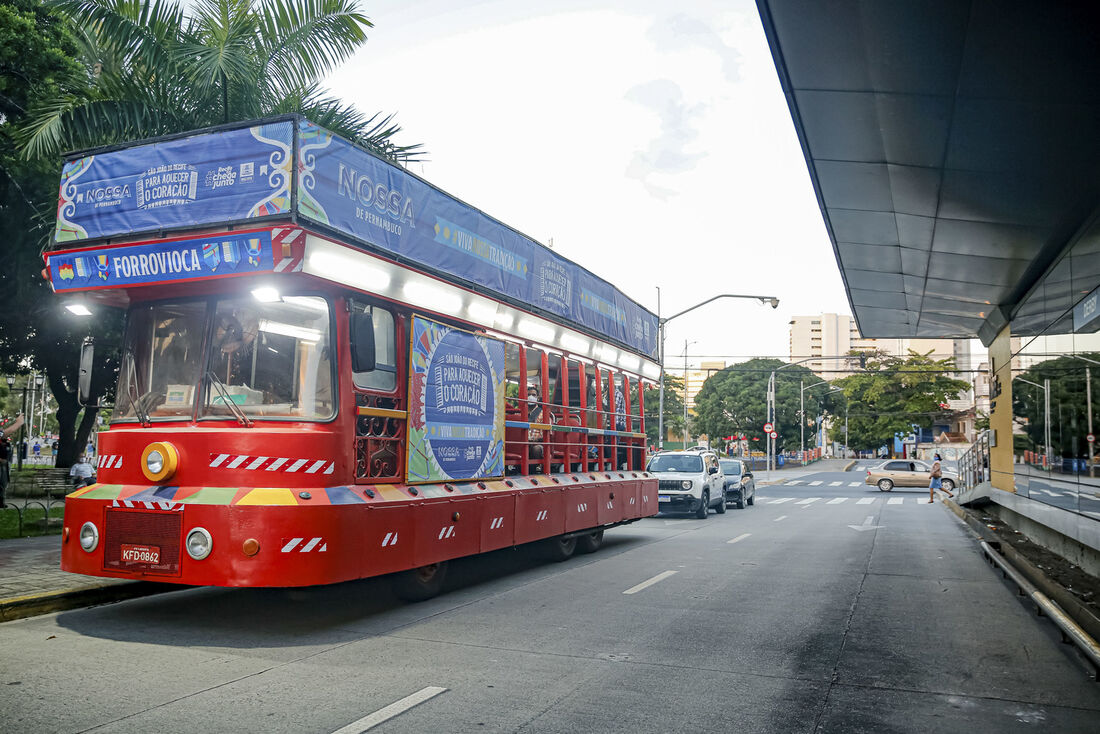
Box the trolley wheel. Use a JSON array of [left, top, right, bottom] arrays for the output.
[[576, 529, 604, 554], [392, 561, 448, 602], [543, 534, 578, 562]]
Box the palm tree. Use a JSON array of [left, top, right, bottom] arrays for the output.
[[18, 0, 422, 163]]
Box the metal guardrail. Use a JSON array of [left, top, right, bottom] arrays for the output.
[[958, 430, 992, 491], [980, 540, 1100, 679], [0, 488, 68, 537]]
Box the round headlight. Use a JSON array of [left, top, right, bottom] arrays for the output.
[[186, 527, 213, 560], [140, 441, 179, 482], [680, 480, 692, 490], [79, 521, 99, 552]]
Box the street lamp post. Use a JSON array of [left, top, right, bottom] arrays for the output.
[[798, 379, 838, 464], [657, 293, 779, 451], [682, 340, 697, 449]]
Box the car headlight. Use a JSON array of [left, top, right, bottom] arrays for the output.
[[79, 521, 99, 552], [141, 441, 179, 482], [185, 527, 213, 560], [680, 480, 692, 490]]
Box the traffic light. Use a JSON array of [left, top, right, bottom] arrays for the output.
[[858, 353, 866, 369]]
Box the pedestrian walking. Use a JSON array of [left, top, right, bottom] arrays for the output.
[[929, 456, 951, 502]]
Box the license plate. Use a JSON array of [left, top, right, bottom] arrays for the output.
[[658, 495, 670, 503], [120, 543, 161, 564]]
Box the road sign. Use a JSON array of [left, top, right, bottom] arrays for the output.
[[769, 431, 778, 439], [1088, 433, 1096, 443], [763, 422, 774, 433]]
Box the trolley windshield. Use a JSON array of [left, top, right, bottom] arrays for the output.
[[115, 295, 334, 422]]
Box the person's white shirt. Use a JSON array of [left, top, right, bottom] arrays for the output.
[[70, 459, 95, 479]]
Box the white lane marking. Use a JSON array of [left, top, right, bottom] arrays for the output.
[[857, 498, 876, 505], [828, 481, 842, 486], [1040, 489, 1063, 497], [786, 480, 804, 485], [887, 497, 903, 505], [827, 497, 847, 504], [727, 533, 752, 544], [796, 497, 821, 505], [917, 498, 933, 504], [848, 515, 884, 532], [774, 515, 787, 522], [849, 482, 863, 487], [809, 481, 824, 486], [331, 686, 449, 734], [623, 570, 678, 595], [768, 497, 794, 504]]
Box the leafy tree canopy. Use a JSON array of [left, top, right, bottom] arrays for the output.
[[19, 0, 422, 163], [693, 358, 821, 453], [828, 350, 970, 451]]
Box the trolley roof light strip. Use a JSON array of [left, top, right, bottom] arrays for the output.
[[303, 235, 660, 380]]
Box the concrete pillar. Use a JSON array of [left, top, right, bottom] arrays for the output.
[[989, 326, 1015, 492]]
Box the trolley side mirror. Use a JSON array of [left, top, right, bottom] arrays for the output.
[[77, 338, 94, 406], [349, 311, 376, 373]]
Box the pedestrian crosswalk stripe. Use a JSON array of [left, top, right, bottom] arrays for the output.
[[829, 481, 842, 486], [848, 482, 862, 487], [768, 498, 794, 504], [827, 497, 847, 504], [796, 497, 821, 505], [809, 481, 823, 486], [857, 497, 876, 504], [787, 480, 803, 485], [918, 498, 933, 504], [887, 497, 903, 505]]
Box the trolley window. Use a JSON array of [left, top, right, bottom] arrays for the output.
[[203, 295, 334, 420], [116, 300, 208, 421]]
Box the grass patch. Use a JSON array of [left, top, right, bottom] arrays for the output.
[[0, 505, 65, 539]]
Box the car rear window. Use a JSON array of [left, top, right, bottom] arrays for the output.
[[647, 454, 703, 473], [720, 460, 742, 474]]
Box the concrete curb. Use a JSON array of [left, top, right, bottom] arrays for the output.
[[0, 581, 179, 623], [843, 460, 857, 472], [943, 495, 1100, 644]]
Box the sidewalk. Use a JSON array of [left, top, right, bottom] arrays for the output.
[[0, 534, 168, 622]]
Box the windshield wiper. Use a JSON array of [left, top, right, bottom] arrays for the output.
[[205, 371, 253, 427], [123, 350, 151, 427]]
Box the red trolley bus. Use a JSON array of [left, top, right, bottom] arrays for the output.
[[48, 117, 661, 599]]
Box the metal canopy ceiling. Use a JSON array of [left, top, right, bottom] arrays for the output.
[[756, 0, 1100, 343]]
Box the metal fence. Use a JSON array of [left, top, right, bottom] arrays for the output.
[[958, 430, 992, 491]]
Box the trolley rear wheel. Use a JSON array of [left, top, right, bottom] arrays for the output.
[[576, 529, 604, 554], [543, 534, 578, 562], [393, 561, 449, 602]]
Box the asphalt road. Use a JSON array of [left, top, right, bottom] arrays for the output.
[[3, 476, 1099, 733]]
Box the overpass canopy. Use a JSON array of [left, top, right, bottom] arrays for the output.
[[757, 1, 1100, 344]]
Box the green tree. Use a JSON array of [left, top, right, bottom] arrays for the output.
[[1012, 354, 1099, 458], [20, 0, 422, 162], [827, 351, 970, 451], [693, 358, 820, 453], [643, 373, 685, 445], [0, 0, 119, 466]]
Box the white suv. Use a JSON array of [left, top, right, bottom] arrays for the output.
[[648, 449, 726, 519]]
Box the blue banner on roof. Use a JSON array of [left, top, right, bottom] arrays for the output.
[[54, 122, 293, 242], [296, 120, 658, 359]]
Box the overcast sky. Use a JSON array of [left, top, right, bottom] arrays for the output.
[[327, 0, 854, 368]]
